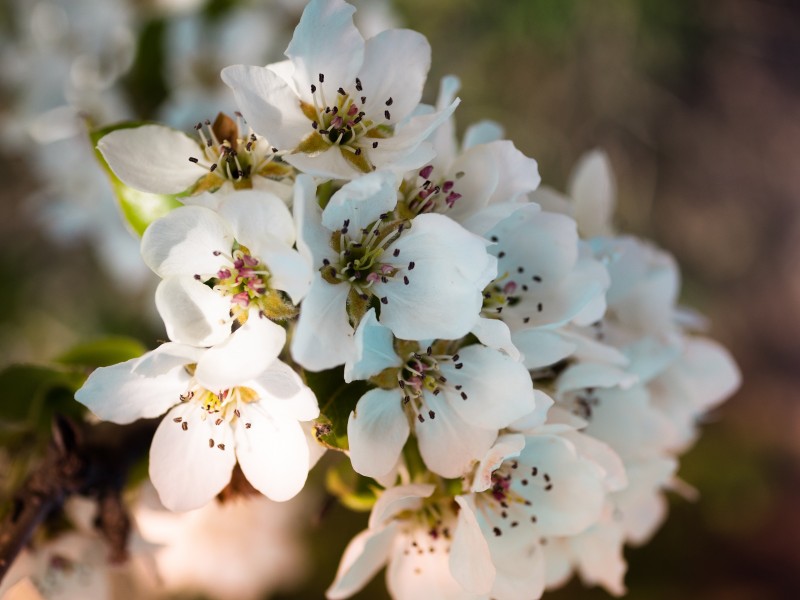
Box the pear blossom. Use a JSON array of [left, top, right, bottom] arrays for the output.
[[134, 482, 310, 600], [292, 172, 496, 370], [221, 0, 458, 180], [141, 188, 311, 347], [471, 203, 609, 366], [345, 310, 537, 479], [75, 319, 319, 511], [327, 484, 471, 600], [395, 76, 540, 226], [97, 114, 292, 196], [445, 431, 616, 599]]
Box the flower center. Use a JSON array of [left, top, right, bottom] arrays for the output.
[[475, 458, 554, 537], [187, 113, 288, 191], [176, 381, 259, 422], [198, 243, 297, 324], [481, 247, 546, 325], [320, 214, 412, 308], [399, 165, 464, 216], [396, 347, 465, 424], [297, 73, 394, 171]]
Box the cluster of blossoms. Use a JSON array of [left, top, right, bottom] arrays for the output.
[[67, 0, 741, 598]]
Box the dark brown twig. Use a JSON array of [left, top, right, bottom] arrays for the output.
[[0, 416, 158, 584]]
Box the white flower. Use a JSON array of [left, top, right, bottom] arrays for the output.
[[327, 484, 471, 600], [394, 76, 540, 225], [474, 203, 610, 366], [141, 188, 311, 347], [134, 482, 310, 600], [97, 115, 290, 196], [447, 431, 616, 599], [346, 310, 537, 479], [291, 172, 496, 370], [221, 0, 458, 180], [75, 324, 319, 510], [532, 148, 616, 239]]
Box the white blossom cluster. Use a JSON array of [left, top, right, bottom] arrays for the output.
[[70, 0, 741, 598]]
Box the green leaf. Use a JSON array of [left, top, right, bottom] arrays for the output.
[[90, 122, 183, 237], [0, 364, 86, 430], [325, 458, 379, 512], [56, 336, 147, 368], [303, 366, 370, 452]]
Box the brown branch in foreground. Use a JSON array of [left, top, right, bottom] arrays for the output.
[[0, 415, 158, 584]]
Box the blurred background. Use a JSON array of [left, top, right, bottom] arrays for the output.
[[1, 0, 799, 598]]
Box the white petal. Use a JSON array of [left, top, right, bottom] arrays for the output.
[[348, 388, 409, 479], [568, 150, 616, 238], [259, 238, 314, 303], [429, 75, 460, 166], [131, 342, 203, 377], [195, 315, 286, 391], [556, 363, 637, 395], [141, 205, 234, 278], [516, 435, 606, 536], [450, 496, 495, 594], [327, 525, 397, 600], [75, 354, 188, 425], [377, 213, 495, 340], [291, 277, 353, 371], [463, 120, 504, 149], [345, 308, 403, 382], [322, 170, 398, 233], [285, 0, 364, 102], [234, 401, 310, 501], [386, 529, 469, 600], [509, 390, 554, 433], [570, 523, 627, 596], [443, 143, 500, 224], [155, 277, 232, 346], [416, 390, 496, 478], [471, 317, 520, 360], [369, 99, 461, 170], [294, 174, 335, 266], [512, 329, 576, 369], [221, 65, 310, 150], [471, 433, 526, 493], [217, 189, 296, 248], [440, 344, 536, 431], [486, 140, 541, 204], [368, 484, 436, 529], [283, 147, 365, 180], [97, 125, 206, 194], [359, 29, 430, 123], [490, 205, 577, 287], [149, 403, 236, 511], [249, 359, 319, 422]]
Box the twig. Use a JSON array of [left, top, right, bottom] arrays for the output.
[[0, 415, 158, 584]]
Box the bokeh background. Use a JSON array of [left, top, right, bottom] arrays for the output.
[[1, 0, 799, 598]]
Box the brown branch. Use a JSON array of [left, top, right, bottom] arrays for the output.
[[0, 415, 158, 584]]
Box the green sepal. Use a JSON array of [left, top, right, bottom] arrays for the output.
[[341, 148, 373, 173], [90, 122, 184, 237], [294, 131, 329, 156], [325, 458, 379, 512]]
